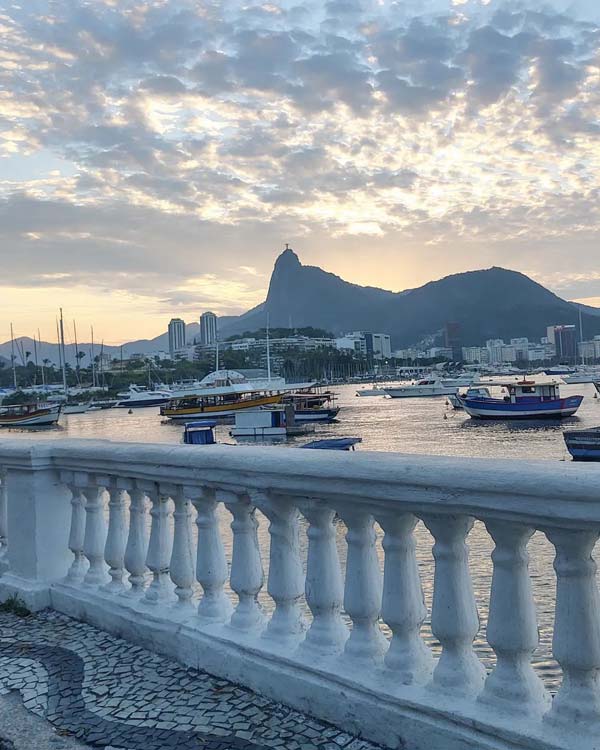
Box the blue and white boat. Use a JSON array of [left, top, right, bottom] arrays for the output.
[[462, 378, 583, 420], [563, 428, 600, 461]]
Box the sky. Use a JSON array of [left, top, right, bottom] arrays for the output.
[[1, 0, 599, 345]]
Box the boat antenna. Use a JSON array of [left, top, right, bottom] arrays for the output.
[[59, 308, 68, 397], [10, 323, 17, 389], [266, 312, 271, 382]]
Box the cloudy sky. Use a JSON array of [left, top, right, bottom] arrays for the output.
[[1, 0, 599, 344]]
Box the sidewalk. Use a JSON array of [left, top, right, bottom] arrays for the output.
[[0, 609, 380, 750]]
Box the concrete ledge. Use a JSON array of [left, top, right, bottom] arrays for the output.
[[0, 574, 51, 612]]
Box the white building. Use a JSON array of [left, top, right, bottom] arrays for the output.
[[336, 332, 391, 360], [462, 347, 490, 364], [167, 318, 186, 356], [200, 312, 218, 347]]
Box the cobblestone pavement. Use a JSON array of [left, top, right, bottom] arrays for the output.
[[0, 610, 380, 750]]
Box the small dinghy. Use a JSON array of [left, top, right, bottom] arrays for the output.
[[563, 427, 600, 461], [301, 437, 362, 451]]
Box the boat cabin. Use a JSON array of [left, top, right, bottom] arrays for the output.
[[505, 381, 560, 403]]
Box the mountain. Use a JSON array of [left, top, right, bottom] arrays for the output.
[[218, 248, 600, 347], [3, 249, 599, 361]]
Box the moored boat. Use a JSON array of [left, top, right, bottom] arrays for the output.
[[563, 428, 600, 461], [0, 402, 62, 427], [463, 378, 583, 419], [282, 390, 340, 422], [63, 402, 89, 414], [116, 385, 172, 408], [385, 379, 461, 398], [161, 391, 283, 420]]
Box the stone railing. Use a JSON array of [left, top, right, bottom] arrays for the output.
[[0, 439, 599, 750]]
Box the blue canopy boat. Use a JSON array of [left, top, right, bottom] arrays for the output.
[[462, 378, 583, 420], [183, 420, 218, 445], [563, 428, 600, 461]]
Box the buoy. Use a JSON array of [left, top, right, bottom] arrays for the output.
[[443, 413, 447, 420], [128, 409, 133, 414]]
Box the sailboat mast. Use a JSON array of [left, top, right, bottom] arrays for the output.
[[90, 326, 96, 388], [39, 329, 45, 388], [266, 312, 271, 382], [579, 305, 585, 366], [59, 308, 68, 396], [10, 323, 17, 389], [33, 333, 38, 386], [73, 319, 80, 385]]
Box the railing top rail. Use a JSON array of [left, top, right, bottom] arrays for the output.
[[0, 438, 599, 526]]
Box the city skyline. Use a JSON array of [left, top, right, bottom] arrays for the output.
[[2, 0, 600, 343]]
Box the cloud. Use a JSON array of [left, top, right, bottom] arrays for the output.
[[0, 0, 599, 341]]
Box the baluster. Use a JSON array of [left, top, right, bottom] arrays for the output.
[[81, 474, 109, 586], [378, 512, 432, 684], [252, 491, 306, 643], [62, 471, 87, 583], [299, 502, 348, 655], [545, 528, 600, 727], [481, 521, 549, 713], [221, 490, 265, 630], [123, 485, 149, 596], [189, 487, 232, 621], [144, 484, 175, 604], [423, 514, 485, 694], [103, 480, 129, 591], [340, 508, 386, 662], [0, 469, 8, 569], [170, 486, 195, 607]]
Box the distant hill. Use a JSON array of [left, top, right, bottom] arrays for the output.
[[3, 249, 599, 361], [218, 248, 600, 347]]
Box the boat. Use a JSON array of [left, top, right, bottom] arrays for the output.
[[0, 402, 62, 427], [462, 378, 583, 419], [594, 382, 600, 395], [282, 390, 340, 422], [301, 437, 362, 451], [563, 428, 600, 461], [447, 386, 491, 410], [561, 369, 600, 385], [384, 379, 462, 398], [161, 391, 283, 420], [356, 385, 387, 397], [183, 420, 218, 445], [63, 402, 89, 414], [115, 385, 172, 408], [230, 405, 315, 438]]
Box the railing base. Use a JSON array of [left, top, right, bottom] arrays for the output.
[[0, 573, 52, 612], [43, 582, 572, 750]]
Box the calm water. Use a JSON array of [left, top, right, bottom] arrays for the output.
[[2, 382, 600, 688]]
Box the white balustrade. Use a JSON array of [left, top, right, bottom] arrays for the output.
[[299, 501, 348, 655], [189, 487, 232, 622], [1, 441, 599, 750], [103, 481, 129, 591], [170, 486, 195, 607], [221, 489, 265, 631], [252, 490, 306, 643], [81, 475, 109, 586], [545, 528, 600, 728], [480, 521, 549, 713], [144, 483, 175, 604], [423, 514, 485, 695], [0, 470, 8, 569], [123, 485, 149, 596], [378, 512, 432, 684]]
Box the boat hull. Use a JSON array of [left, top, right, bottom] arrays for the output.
[[116, 397, 171, 408], [463, 395, 583, 419], [385, 386, 458, 398], [162, 394, 282, 420], [564, 430, 600, 461], [294, 407, 340, 422]]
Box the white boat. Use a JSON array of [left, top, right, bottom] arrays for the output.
[[230, 405, 314, 438], [63, 403, 89, 414], [356, 385, 387, 397], [562, 369, 600, 385], [115, 385, 172, 408], [384, 379, 461, 398]]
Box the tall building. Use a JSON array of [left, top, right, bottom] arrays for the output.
[[548, 325, 577, 360], [200, 311, 218, 346], [168, 318, 186, 355], [444, 322, 462, 361]]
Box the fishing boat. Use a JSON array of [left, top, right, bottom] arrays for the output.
[[0, 402, 62, 427], [462, 378, 583, 419], [115, 385, 172, 408], [563, 427, 600, 461], [384, 379, 461, 398]]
